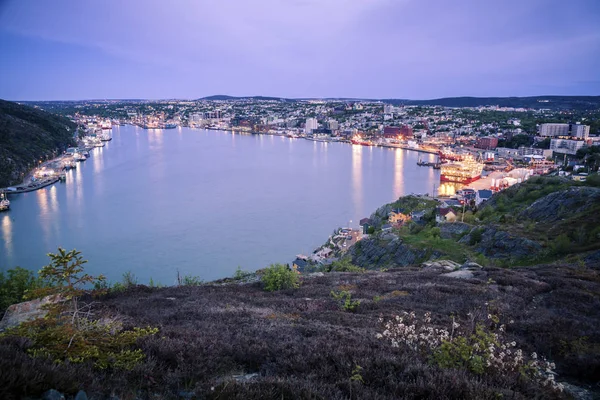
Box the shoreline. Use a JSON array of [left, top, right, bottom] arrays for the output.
[[202, 126, 440, 155]]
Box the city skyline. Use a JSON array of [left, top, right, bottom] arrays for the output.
[[1, 0, 599, 101]]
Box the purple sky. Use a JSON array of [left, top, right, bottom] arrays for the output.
[[1, 0, 599, 100]]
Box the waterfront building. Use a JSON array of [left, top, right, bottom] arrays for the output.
[[383, 126, 401, 138], [305, 118, 318, 134]]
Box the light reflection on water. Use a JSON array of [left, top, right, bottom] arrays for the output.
[[393, 149, 404, 199], [1, 214, 13, 259], [351, 145, 363, 219], [0, 126, 441, 282]]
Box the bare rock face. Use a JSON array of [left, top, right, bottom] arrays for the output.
[[439, 222, 472, 240], [520, 186, 600, 223], [350, 236, 428, 269], [459, 226, 542, 259], [0, 295, 61, 331]]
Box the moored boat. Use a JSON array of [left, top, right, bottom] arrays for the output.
[[0, 191, 9, 211]]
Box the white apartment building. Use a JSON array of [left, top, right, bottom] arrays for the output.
[[305, 118, 318, 134], [571, 124, 590, 139], [539, 123, 570, 137], [538, 123, 590, 139], [550, 138, 586, 155]]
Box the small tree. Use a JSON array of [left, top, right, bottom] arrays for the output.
[[2, 248, 156, 370], [30, 247, 106, 319]]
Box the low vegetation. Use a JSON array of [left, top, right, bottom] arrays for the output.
[[2, 257, 598, 399], [0, 248, 157, 386]]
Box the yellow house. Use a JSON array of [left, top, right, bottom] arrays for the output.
[[389, 210, 410, 224]]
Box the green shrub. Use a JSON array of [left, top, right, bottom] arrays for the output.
[[428, 227, 441, 239], [327, 259, 365, 273], [261, 264, 300, 291], [331, 290, 361, 312], [122, 271, 138, 287], [181, 275, 203, 286], [233, 266, 250, 280], [469, 228, 485, 245], [0, 267, 42, 312], [433, 324, 497, 374], [551, 233, 572, 256]]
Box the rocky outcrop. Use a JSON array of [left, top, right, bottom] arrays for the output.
[[520, 186, 600, 223], [439, 222, 472, 239], [350, 233, 429, 269], [459, 225, 542, 259]]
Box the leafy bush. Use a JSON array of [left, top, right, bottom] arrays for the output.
[[4, 320, 158, 370], [181, 275, 203, 286], [469, 228, 485, 245], [331, 290, 360, 312], [121, 271, 138, 287], [0, 267, 42, 313], [326, 259, 365, 273], [233, 266, 251, 280], [261, 264, 300, 291], [551, 233, 572, 256], [377, 311, 564, 392]]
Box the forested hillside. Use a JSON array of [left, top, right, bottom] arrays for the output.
[[0, 100, 76, 187]]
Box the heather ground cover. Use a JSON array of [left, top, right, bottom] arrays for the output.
[[1, 260, 598, 399]]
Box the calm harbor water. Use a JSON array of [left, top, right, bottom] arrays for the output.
[[0, 126, 440, 284]]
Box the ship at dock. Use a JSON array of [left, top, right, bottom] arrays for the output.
[[438, 147, 471, 162], [440, 155, 484, 184], [0, 191, 9, 211], [351, 136, 374, 146]]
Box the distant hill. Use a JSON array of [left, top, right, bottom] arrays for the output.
[[382, 95, 600, 110], [196, 94, 600, 110], [0, 100, 77, 187], [199, 95, 295, 102]]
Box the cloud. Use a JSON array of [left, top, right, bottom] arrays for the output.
[[0, 0, 598, 98]]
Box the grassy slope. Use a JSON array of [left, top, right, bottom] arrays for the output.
[[0, 100, 76, 187], [357, 176, 600, 267]]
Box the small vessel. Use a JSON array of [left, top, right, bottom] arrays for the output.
[[74, 153, 86, 162], [0, 192, 9, 211], [100, 131, 112, 141], [58, 173, 67, 182], [163, 123, 177, 129]]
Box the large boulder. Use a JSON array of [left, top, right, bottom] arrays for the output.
[[0, 295, 61, 331]]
